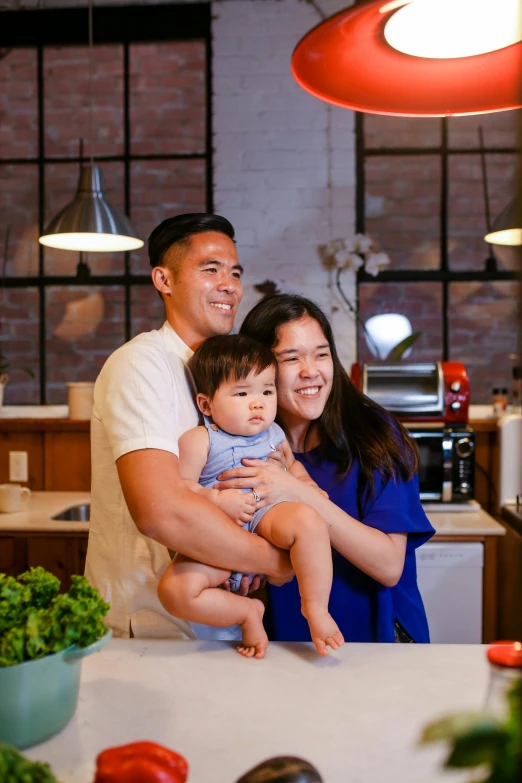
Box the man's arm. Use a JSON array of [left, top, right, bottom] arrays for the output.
[[116, 448, 292, 581]]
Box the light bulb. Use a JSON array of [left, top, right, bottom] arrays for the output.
[[384, 0, 522, 59]]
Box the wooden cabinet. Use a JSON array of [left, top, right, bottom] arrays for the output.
[[0, 419, 91, 491], [0, 417, 501, 508], [0, 532, 88, 591], [472, 421, 500, 514]]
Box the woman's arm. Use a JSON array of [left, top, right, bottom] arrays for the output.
[[291, 483, 407, 587], [214, 462, 406, 587]]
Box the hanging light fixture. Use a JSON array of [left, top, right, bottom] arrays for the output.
[[485, 198, 522, 247], [39, 0, 143, 252], [291, 0, 522, 117]]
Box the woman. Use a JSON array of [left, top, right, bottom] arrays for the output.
[[216, 294, 435, 643]]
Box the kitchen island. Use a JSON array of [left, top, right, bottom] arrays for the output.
[[26, 638, 487, 783]]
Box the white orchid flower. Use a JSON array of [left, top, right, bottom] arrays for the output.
[[364, 251, 390, 277], [343, 252, 364, 271], [333, 249, 349, 266], [353, 234, 373, 254]]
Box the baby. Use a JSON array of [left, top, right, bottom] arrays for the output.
[[158, 334, 344, 659]]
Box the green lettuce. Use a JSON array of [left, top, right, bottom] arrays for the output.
[[0, 567, 109, 667], [0, 743, 58, 783]]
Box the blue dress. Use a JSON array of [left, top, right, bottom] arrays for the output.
[[265, 449, 435, 643]]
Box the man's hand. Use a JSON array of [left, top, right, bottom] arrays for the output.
[[216, 488, 256, 525]]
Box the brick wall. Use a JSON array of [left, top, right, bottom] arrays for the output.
[[362, 110, 521, 402], [213, 0, 357, 365], [1, 0, 520, 405]]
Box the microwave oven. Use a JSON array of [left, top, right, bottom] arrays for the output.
[[406, 425, 475, 503]]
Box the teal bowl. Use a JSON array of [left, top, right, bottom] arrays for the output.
[[0, 629, 111, 749]]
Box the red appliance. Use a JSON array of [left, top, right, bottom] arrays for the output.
[[350, 361, 470, 424]]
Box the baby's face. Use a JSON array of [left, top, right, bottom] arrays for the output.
[[204, 365, 278, 437]]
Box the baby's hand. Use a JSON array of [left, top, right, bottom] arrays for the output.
[[216, 489, 256, 526]]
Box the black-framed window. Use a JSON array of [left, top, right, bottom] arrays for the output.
[[355, 111, 521, 403], [0, 4, 212, 404]]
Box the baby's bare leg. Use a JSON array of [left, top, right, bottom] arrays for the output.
[[158, 555, 268, 659], [256, 503, 344, 656]]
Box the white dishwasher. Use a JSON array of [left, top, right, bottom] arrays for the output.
[[415, 541, 483, 643]]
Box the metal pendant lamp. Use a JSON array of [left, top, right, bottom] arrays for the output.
[[39, 0, 143, 253], [485, 198, 522, 247], [40, 164, 143, 252]]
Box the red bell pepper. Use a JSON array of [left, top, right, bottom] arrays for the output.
[[94, 741, 188, 783]]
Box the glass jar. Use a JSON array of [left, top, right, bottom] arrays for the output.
[[492, 387, 509, 417], [484, 641, 522, 719]]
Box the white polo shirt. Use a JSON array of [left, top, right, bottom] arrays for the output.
[[86, 321, 200, 639]]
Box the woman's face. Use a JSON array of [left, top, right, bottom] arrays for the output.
[[274, 316, 334, 423]]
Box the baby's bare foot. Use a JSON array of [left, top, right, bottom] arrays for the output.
[[237, 598, 268, 659], [302, 602, 344, 656]]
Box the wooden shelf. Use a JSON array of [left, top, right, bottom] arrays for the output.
[[0, 418, 90, 432]]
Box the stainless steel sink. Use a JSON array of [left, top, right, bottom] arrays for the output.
[[52, 503, 90, 521]]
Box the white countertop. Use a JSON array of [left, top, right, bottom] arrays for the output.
[[0, 492, 90, 533], [0, 492, 505, 537], [26, 639, 488, 783], [425, 507, 505, 536]]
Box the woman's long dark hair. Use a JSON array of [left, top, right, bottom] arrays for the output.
[[240, 294, 419, 514]]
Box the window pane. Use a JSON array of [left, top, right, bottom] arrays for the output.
[[448, 282, 519, 404], [45, 286, 125, 403], [448, 154, 519, 271], [130, 41, 206, 155], [448, 109, 522, 150], [0, 288, 40, 403], [130, 285, 166, 337], [43, 162, 125, 275], [364, 116, 441, 149], [130, 159, 206, 274], [365, 156, 440, 270], [0, 48, 38, 159], [358, 282, 443, 363], [44, 45, 124, 158], [0, 164, 39, 277]]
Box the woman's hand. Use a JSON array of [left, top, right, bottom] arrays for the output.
[[216, 488, 255, 525], [220, 574, 266, 595], [215, 459, 306, 508]]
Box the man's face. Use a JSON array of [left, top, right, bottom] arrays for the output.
[[157, 231, 243, 348]]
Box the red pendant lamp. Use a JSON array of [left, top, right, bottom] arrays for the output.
[[291, 0, 522, 117]]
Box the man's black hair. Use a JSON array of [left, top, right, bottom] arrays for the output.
[[148, 213, 236, 268]]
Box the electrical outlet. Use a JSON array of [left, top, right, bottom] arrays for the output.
[[9, 451, 28, 483]]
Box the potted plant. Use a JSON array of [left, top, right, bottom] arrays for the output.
[[0, 567, 111, 749], [318, 234, 422, 361]]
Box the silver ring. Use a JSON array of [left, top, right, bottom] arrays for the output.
[[251, 489, 260, 502], [283, 465, 288, 472]]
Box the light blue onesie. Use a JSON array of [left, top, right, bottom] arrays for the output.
[[199, 415, 286, 592]]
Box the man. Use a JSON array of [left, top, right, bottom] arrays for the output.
[[85, 214, 292, 638]]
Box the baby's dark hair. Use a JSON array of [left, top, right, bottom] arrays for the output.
[[189, 334, 277, 399]]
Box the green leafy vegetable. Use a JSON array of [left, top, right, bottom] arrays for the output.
[[0, 567, 109, 667], [0, 742, 58, 783], [420, 679, 522, 783]]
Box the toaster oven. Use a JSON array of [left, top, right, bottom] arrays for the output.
[[351, 361, 470, 424]]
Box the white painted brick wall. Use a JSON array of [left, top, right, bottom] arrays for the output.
[[213, 0, 358, 367], [6, 0, 358, 364]]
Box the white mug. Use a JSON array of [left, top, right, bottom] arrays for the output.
[[0, 483, 31, 513]]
